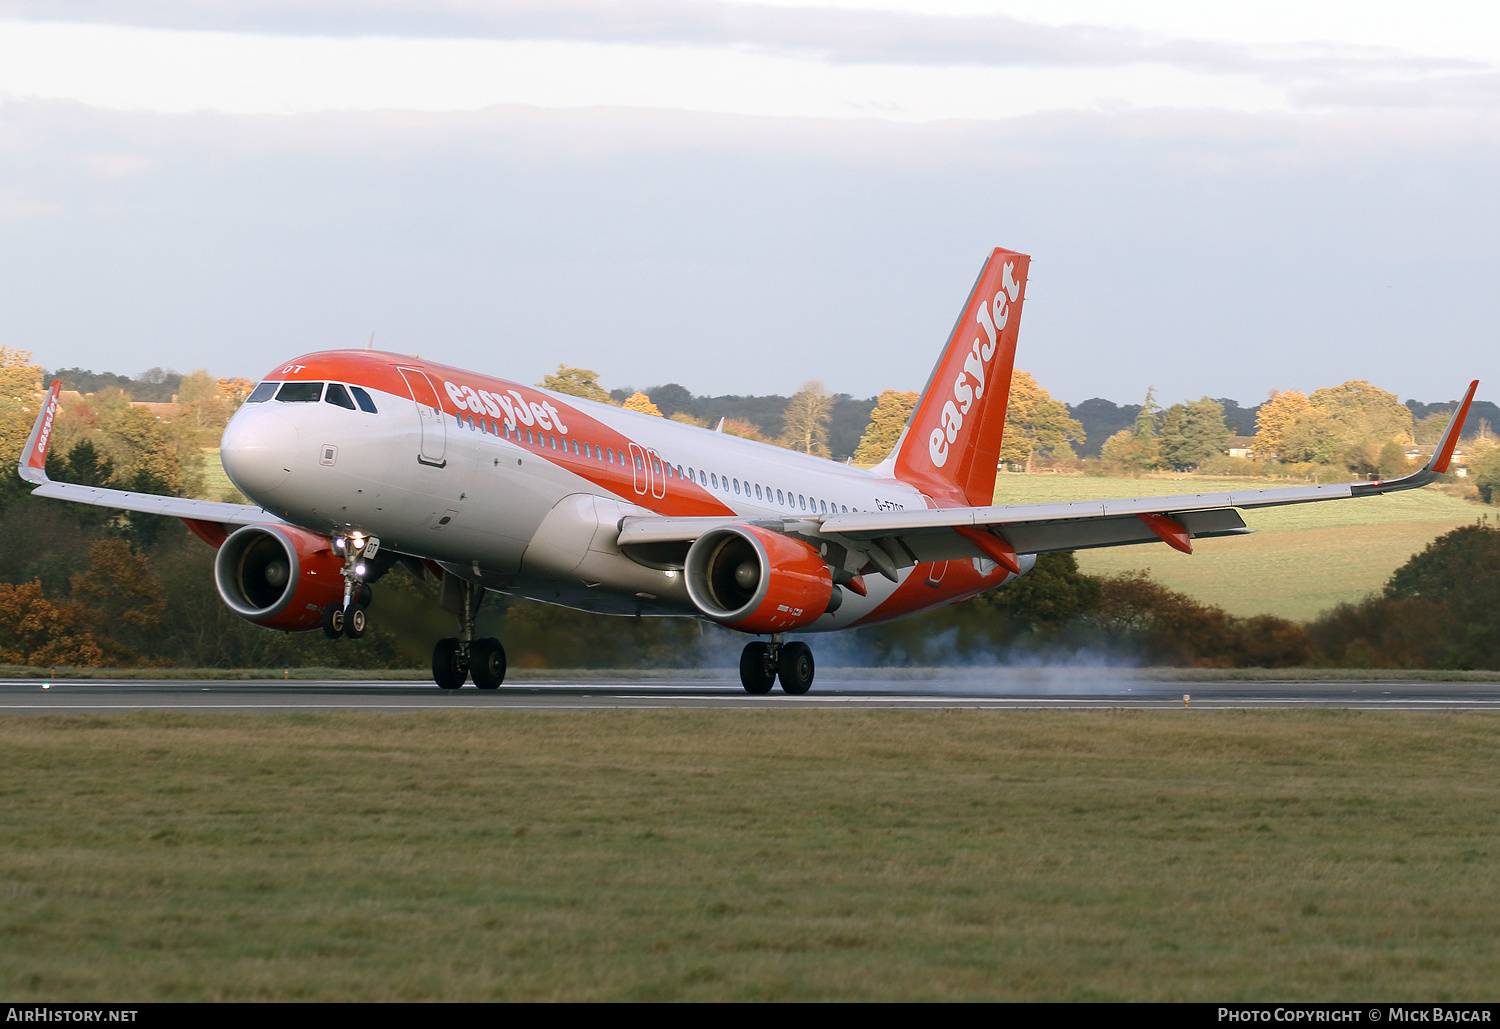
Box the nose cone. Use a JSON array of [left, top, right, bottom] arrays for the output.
[[221, 407, 298, 500]]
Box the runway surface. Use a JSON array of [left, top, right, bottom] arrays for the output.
[[3, 674, 1500, 712]]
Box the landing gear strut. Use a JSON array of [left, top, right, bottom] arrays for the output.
[[738, 636, 816, 695], [432, 574, 507, 690], [325, 537, 382, 640]]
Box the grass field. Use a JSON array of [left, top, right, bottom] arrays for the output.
[[992, 475, 1485, 620], [198, 449, 235, 501], [4, 710, 1500, 1001]]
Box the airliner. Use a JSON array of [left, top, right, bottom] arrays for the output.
[[16, 248, 1477, 692]]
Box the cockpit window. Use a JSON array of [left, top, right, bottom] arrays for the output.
[[246, 381, 279, 404], [276, 382, 323, 403], [324, 383, 357, 410], [350, 386, 378, 413]]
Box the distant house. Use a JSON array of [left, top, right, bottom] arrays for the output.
[[1224, 435, 1256, 459], [130, 401, 177, 418], [1404, 443, 1467, 475], [49, 390, 177, 420]]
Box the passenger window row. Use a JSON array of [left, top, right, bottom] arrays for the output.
[[462, 413, 860, 513], [433, 409, 863, 515], [680, 465, 853, 513]]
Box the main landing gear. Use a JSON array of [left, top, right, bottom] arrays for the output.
[[739, 636, 815, 695], [432, 575, 507, 690]]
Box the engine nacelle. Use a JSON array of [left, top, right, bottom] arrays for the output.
[[214, 524, 346, 632], [685, 524, 833, 633]]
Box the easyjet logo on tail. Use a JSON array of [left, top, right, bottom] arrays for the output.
[[928, 262, 1023, 468], [29, 384, 60, 470]]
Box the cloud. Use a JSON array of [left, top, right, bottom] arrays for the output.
[[1296, 72, 1500, 111], [2, 97, 1499, 405], [0, 184, 59, 220], [0, 0, 1483, 84], [80, 152, 155, 177]]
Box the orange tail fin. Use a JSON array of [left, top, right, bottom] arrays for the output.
[[892, 247, 1029, 507]]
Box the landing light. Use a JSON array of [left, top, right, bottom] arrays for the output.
[[355, 564, 366, 576], [351, 532, 366, 549]]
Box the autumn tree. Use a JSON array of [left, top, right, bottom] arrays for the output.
[[0, 345, 42, 413], [103, 406, 187, 496], [0, 579, 104, 667], [175, 368, 234, 438], [622, 392, 663, 417], [852, 389, 918, 465], [217, 377, 255, 405], [1260, 380, 1412, 473], [718, 417, 767, 441], [0, 347, 43, 512], [1091, 571, 1310, 667], [541, 365, 612, 404], [999, 371, 1084, 472], [778, 381, 834, 458], [1251, 390, 1312, 460], [1472, 447, 1500, 503], [69, 538, 167, 662], [1413, 411, 1455, 446]]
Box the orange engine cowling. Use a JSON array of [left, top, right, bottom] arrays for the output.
[[213, 524, 345, 632], [684, 524, 833, 633]]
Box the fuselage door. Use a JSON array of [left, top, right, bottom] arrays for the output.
[[627, 443, 649, 496], [647, 449, 667, 500], [398, 367, 447, 468]]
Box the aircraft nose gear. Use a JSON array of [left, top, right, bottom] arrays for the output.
[[326, 535, 381, 640], [321, 603, 345, 639], [738, 636, 816, 695]]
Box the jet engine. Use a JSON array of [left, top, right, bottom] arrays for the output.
[[214, 524, 346, 631], [684, 524, 833, 633]]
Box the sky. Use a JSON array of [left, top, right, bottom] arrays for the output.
[[1, 2, 1498, 407]]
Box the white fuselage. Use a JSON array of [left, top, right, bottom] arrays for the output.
[[219, 361, 950, 627]]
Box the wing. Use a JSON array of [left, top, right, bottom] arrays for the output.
[[18, 380, 287, 538], [617, 380, 1479, 581]]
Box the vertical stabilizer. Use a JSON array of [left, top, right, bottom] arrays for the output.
[[892, 248, 1029, 507]]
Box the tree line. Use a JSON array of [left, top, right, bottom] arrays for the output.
[[0, 348, 1498, 671]]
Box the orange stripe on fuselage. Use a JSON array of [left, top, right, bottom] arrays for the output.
[[264, 350, 736, 518]]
